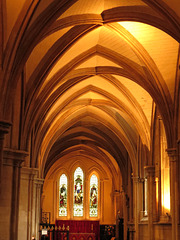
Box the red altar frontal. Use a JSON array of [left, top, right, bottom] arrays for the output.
[[55, 220, 100, 240], [70, 233, 95, 240]]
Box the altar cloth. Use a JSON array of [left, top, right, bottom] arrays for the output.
[[55, 220, 100, 240], [70, 233, 95, 240]]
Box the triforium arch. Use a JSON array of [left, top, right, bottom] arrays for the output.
[[0, 1, 180, 240]]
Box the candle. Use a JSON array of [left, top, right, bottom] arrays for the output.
[[91, 224, 93, 231]]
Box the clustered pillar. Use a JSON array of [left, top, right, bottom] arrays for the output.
[[0, 121, 11, 193], [144, 166, 155, 240], [132, 176, 140, 240], [18, 167, 44, 240], [167, 148, 178, 240]]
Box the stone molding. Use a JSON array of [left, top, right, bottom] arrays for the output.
[[138, 177, 145, 183], [0, 120, 12, 137], [34, 177, 44, 187], [166, 148, 177, 161], [113, 189, 121, 196], [20, 167, 44, 188], [3, 148, 28, 167], [131, 176, 139, 183], [21, 167, 39, 180], [144, 166, 155, 177]]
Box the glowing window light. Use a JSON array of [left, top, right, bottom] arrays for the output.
[[89, 174, 98, 217], [73, 167, 84, 217], [59, 174, 67, 216]]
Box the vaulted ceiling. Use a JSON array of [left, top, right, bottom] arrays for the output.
[[1, 0, 180, 178]]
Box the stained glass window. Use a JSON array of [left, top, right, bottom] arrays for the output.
[[73, 167, 84, 216], [89, 174, 98, 217], [59, 174, 67, 216]]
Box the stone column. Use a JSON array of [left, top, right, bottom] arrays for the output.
[[144, 166, 155, 240], [100, 179, 105, 222], [132, 176, 140, 240], [33, 178, 44, 240], [122, 190, 128, 240], [0, 121, 11, 192], [52, 179, 57, 222], [138, 178, 146, 220], [85, 179, 88, 219], [1, 148, 28, 240], [114, 190, 121, 240], [115, 190, 121, 213], [167, 148, 178, 240], [114, 190, 120, 223], [18, 167, 41, 240]]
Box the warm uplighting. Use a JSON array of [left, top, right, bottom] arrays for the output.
[[159, 122, 171, 215], [155, 177, 158, 205], [161, 178, 170, 213], [160, 126, 170, 214], [118, 21, 155, 41]]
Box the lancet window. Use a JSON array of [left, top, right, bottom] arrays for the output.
[[59, 174, 67, 216], [73, 167, 84, 217], [59, 168, 99, 218], [89, 174, 98, 217]]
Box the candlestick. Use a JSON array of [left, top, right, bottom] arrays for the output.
[[91, 224, 93, 232]]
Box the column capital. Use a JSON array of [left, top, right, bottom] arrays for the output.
[[34, 178, 44, 188], [144, 165, 155, 177], [21, 167, 39, 180], [3, 148, 28, 167], [121, 184, 127, 192], [114, 189, 121, 196], [0, 120, 11, 137], [131, 175, 139, 183], [166, 148, 177, 161], [138, 177, 145, 183]]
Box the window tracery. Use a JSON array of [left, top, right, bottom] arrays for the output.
[[58, 168, 99, 218]]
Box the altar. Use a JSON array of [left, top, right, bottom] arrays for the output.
[[55, 220, 100, 240]]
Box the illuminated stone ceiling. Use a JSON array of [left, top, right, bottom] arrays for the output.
[[1, 0, 180, 178]]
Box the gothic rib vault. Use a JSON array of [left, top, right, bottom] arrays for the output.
[[0, 0, 180, 240]]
